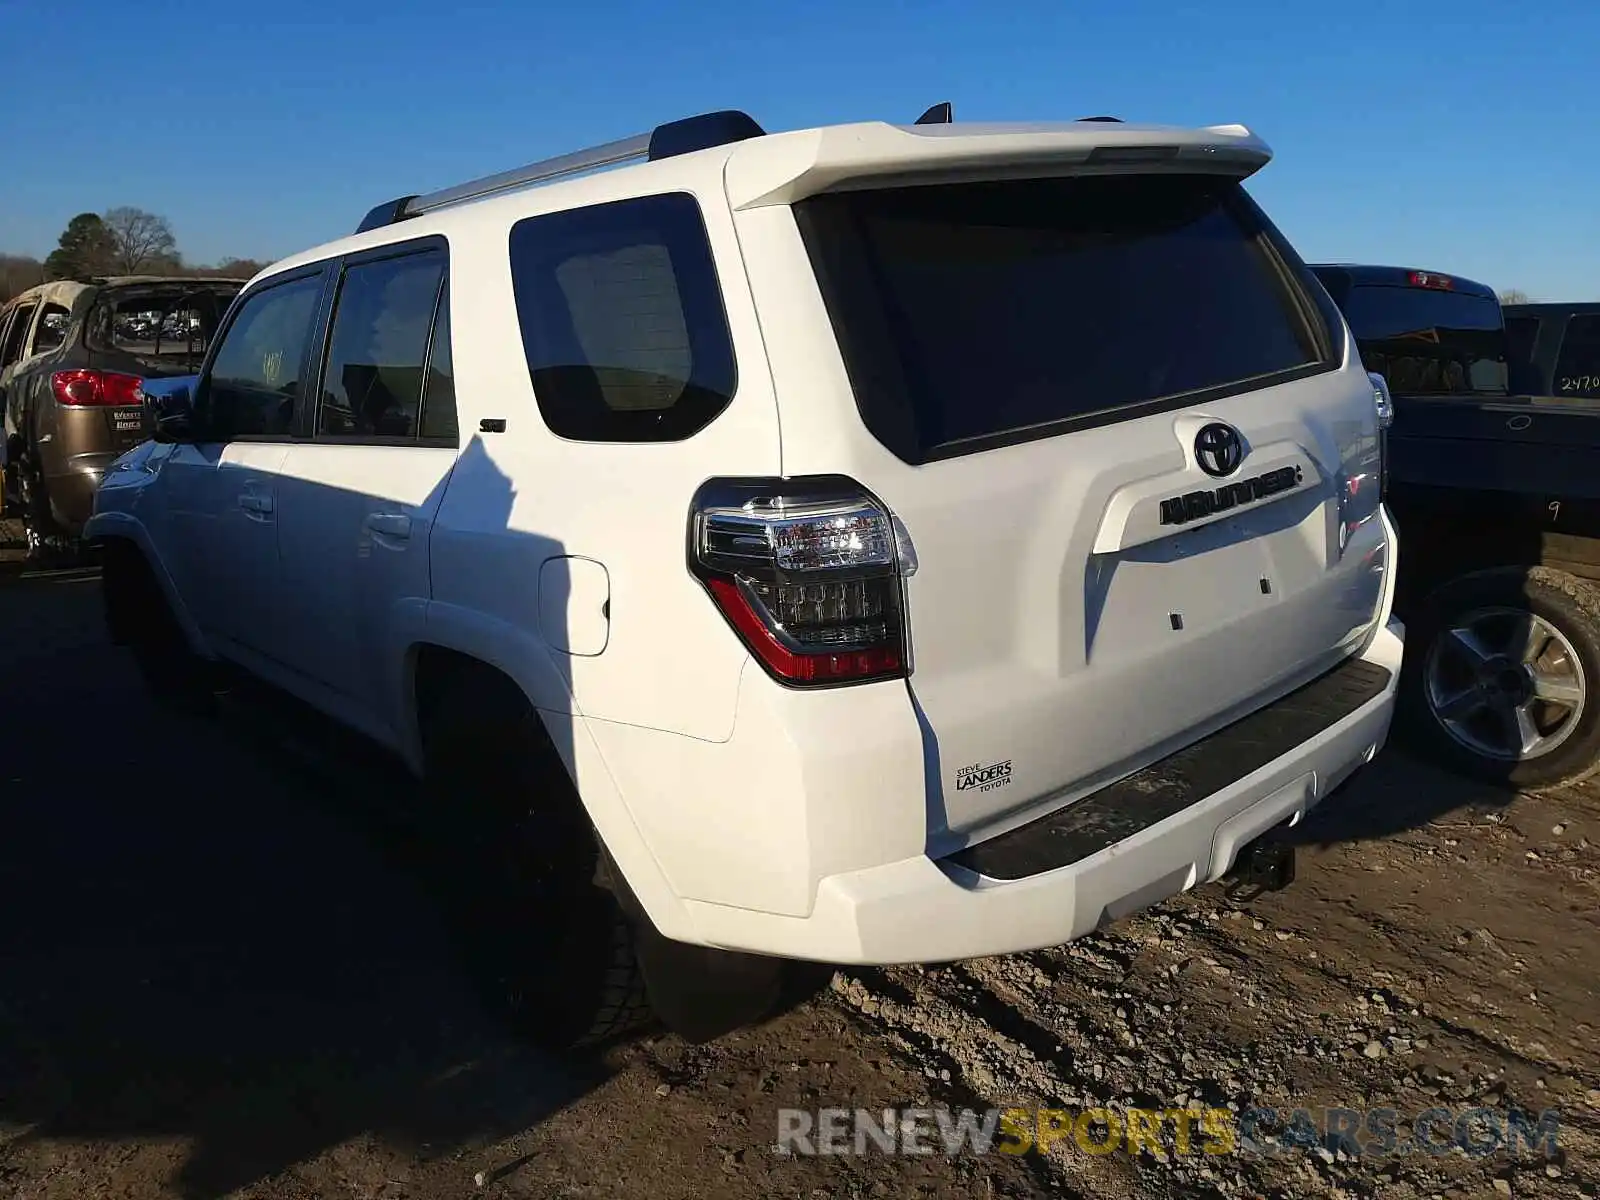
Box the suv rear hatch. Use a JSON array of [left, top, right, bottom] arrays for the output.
[[754, 125, 1388, 845], [84, 280, 242, 450]]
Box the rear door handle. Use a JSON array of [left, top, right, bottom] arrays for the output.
[[238, 493, 273, 515], [364, 512, 412, 540]]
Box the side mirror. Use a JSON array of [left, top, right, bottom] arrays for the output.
[[142, 376, 199, 443]]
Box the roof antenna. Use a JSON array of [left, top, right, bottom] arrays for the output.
[[915, 102, 953, 125]]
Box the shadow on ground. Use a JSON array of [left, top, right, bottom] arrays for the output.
[[0, 563, 838, 1198], [0, 571, 601, 1198], [1287, 739, 1519, 848]]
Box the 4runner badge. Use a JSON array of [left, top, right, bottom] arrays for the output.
[[956, 759, 1013, 794], [1158, 465, 1304, 527]]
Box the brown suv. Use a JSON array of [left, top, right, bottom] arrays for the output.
[[0, 276, 244, 558]]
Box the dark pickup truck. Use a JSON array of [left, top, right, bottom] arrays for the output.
[[1313, 265, 1600, 789]]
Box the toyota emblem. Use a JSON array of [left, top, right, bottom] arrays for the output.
[[1194, 422, 1244, 478]]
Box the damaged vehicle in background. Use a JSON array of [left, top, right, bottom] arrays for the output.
[[0, 275, 244, 560]]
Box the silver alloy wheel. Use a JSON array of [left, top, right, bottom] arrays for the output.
[[1423, 605, 1587, 762]]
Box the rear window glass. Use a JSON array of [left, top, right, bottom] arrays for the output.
[[1338, 285, 1507, 396], [796, 174, 1329, 463], [1554, 314, 1600, 399], [508, 192, 736, 443], [86, 283, 242, 374]]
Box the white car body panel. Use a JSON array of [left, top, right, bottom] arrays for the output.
[[272, 442, 457, 740], [85, 114, 1402, 967]]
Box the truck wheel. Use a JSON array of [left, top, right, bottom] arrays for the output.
[[1401, 565, 1600, 789], [420, 676, 653, 1051], [102, 543, 217, 717]]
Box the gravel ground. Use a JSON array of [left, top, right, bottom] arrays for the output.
[[0, 565, 1595, 1200]]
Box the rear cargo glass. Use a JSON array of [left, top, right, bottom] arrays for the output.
[[1337, 284, 1507, 397], [795, 174, 1333, 463], [86, 282, 242, 376]]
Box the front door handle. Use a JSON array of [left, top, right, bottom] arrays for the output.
[[238, 493, 273, 515], [364, 512, 412, 540]]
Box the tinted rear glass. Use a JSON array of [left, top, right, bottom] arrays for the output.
[[508, 192, 736, 443], [796, 174, 1329, 462], [1338, 284, 1507, 396]]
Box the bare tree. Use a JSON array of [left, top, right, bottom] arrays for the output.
[[0, 254, 46, 302], [213, 257, 266, 278], [1499, 288, 1530, 306], [102, 206, 178, 274]]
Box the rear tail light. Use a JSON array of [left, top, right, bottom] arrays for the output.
[[689, 478, 914, 687], [1407, 270, 1454, 291], [51, 369, 144, 407], [1369, 370, 1393, 500]]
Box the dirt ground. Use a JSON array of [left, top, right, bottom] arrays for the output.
[[0, 549, 1595, 1200]]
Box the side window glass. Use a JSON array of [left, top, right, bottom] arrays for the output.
[[317, 252, 445, 440], [32, 304, 70, 354], [419, 281, 457, 443], [508, 193, 737, 442], [1553, 315, 1600, 399], [1, 304, 37, 367], [202, 274, 323, 440]]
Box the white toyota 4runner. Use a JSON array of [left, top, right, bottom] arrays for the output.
[[87, 107, 1403, 1049]]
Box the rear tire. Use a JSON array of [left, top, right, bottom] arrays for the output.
[[1400, 565, 1600, 789], [419, 674, 653, 1051]]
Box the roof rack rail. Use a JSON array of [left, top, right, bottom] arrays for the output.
[[1077, 115, 1124, 122], [355, 109, 766, 234]]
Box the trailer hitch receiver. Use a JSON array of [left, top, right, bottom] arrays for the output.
[[1223, 831, 1297, 903]]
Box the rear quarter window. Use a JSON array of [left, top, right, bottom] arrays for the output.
[[508, 192, 737, 443], [796, 173, 1335, 463], [32, 304, 71, 353]]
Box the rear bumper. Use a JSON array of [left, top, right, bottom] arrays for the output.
[[680, 615, 1403, 964], [42, 453, 117, 534]]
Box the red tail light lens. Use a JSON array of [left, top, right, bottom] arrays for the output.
[[51, 369, 144, 407], [1407, 270, 1454, 291], [689, 479, 913, 687]]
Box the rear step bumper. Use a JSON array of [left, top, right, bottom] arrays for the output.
[[681, 616, 1403, 965], [943, 655, 1391, 881]]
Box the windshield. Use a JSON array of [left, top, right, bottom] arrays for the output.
[[86, 282, 243, 375], [795, 173, 1332, 462], [1338, 284, 1507, 396]]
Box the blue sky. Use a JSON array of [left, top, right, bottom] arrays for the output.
[[2, 0, 1592, 299]]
